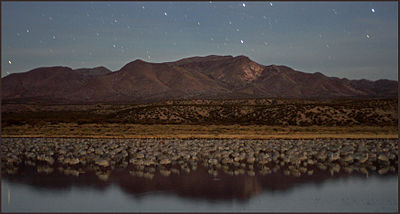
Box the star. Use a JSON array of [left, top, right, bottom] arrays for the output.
[[371, 8, 375, 13], [240, 39, 244, 44], [264, 41, 268, 46], [242, 3, 246, 7], [114, 19, 118, 23], [269, 2, 273, 6], [366, 34, 370, 39], [164, 12, 168, 16], [236, 28, 240, 32], [229, 21, 232, 25], [142, 6, 145, 9], [8, 60, 12, 64], [197, 21, 200, 25], [26, 29, 30, 33], [113, 44, 117, 48], [52, 35, 56, 39]]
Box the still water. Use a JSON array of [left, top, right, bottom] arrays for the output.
[[1, 166, 397, 212]]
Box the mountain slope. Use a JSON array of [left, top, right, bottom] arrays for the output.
[[1, 55, 397, 103], [2, 66, 112, 102], [65, 59, 230, 102], [174, 55, 264, 88]]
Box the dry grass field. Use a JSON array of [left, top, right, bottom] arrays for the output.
[[1, 123, 397, 139]]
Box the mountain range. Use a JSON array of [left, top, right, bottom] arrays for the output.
[[2, 55, 397, 103]]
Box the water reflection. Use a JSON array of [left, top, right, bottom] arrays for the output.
[[7, 187, 10, 205], [2, 164, 395, 202], [2, 166, 397, 212]]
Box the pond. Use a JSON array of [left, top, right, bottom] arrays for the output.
[[1, 138, 398, 212], [2, 165, 398, 212]]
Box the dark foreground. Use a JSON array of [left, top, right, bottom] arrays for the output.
[[1, 138, 398, 212]]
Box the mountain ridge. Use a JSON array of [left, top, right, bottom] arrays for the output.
[[2, 55, 397, 103]]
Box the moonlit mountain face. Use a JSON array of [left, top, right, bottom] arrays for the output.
[[2, 55, 397, 103]]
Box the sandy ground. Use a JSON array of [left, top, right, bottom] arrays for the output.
[[2, 123, 397, 139]]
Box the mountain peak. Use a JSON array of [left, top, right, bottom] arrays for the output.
[[175, 55, 234, 64], [119, 59, 151, 71], [235, 55, 249, 59], [28, 66, 72, 72], [132, 59, 148, 64], [94, 66, 111, 71], [233, 55, 251, 63]]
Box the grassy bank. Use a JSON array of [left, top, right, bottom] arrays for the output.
[[2, 123, 397, 139]]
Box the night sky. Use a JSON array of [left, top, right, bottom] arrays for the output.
[[1, 1, 398, 80]]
